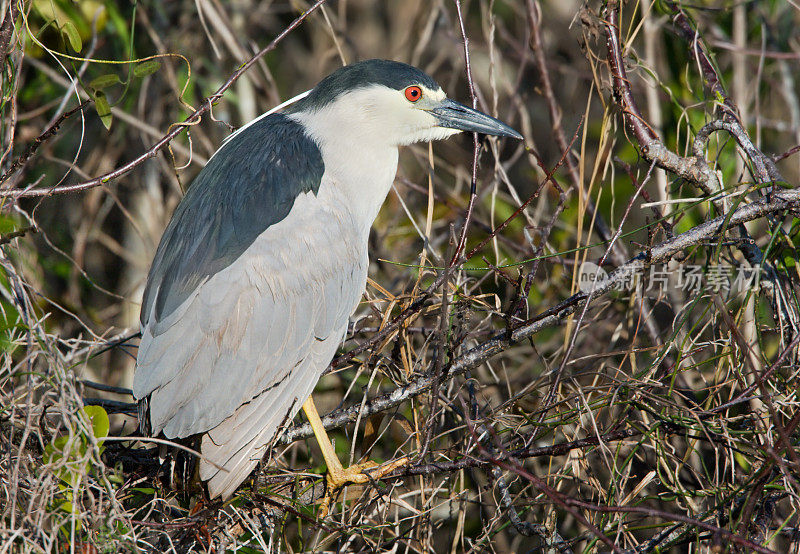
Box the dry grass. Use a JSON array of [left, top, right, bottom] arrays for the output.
[[3, 0, 800, 551]]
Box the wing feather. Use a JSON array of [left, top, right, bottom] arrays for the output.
[[200, 328, 345, 497], [138, 113, 324, 330], [134, 111, 371, 497], [135, 183, 367, 495]]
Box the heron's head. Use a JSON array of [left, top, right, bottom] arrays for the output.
[[289, 59, 522, 147]]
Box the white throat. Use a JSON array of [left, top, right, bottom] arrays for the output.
[[288, 110, 399, 236]]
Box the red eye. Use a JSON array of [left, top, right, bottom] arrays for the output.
[[404, 86, 422, 102]]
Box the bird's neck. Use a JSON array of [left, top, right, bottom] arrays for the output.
[[325, 141, 399, 232], [290, 111, 399, 237]]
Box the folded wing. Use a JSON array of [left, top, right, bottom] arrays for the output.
[[133, 113, 366, 496]]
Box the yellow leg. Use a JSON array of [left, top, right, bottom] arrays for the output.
[[301, 397, 408, 517]]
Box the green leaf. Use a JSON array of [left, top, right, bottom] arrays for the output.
[[61, 21, 82, 52], [133, 60, 161, 78], [44, 443, 57, 464], [57, 459, 86, 487], [58, 500, 77, 514], [82, 405, 109, 440], [89, 74, 122, 90], [734, 451, 750, 472], [93, 92, 112, 130]]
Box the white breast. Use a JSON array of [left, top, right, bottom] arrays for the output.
[[288, 109, 400, 238]]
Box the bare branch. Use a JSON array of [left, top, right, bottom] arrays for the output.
[[1, 0, 329, 198], [282, 188, 800, 445]]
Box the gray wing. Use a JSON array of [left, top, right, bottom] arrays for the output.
[[133, 115, 367, 496], [136, 197, 368, 497], [134, 196, 365, 434], [135, 111, 325, 421], [139, 113, 324, 331]]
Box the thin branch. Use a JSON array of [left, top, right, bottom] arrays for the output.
[[0, 103, 90, 186], [604, 1, 720, 196], [281, 188, 800, 444], [450, 0, 482, 265], [2, 0, 328, 198], [498, 458, 778, 554]]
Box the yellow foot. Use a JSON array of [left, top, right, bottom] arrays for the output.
[[301, 397, 409, 518], [319, 457, 408, 518]]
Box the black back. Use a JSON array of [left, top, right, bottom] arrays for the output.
[[141, 113, 324, 330]]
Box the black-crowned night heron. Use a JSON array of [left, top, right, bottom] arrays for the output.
[[133, 59, 522, 505]]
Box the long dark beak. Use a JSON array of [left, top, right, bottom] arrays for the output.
[[431, 98, 522, 140]]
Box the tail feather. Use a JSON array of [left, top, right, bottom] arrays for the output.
[[198, 331, 344, 498], [201, 361, 320, 498]]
